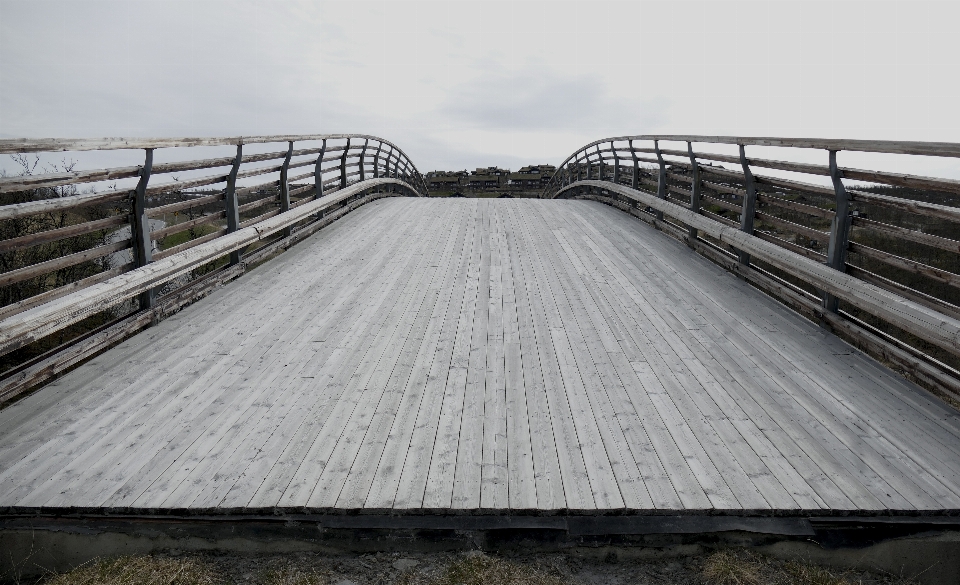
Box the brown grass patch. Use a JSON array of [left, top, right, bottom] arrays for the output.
[[399, 553, 571, 585], [702, 550, 763, 585], [44, 555, 220, 585], [258, 566, 327, 585]]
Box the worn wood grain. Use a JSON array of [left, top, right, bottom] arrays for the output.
[[2, 199, 960, 514]]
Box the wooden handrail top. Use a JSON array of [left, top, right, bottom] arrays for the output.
[[577, 145, 960, 196], [568, 135, 960, 158], [0, 138, 420, 195], [0, 133, 405, 154]]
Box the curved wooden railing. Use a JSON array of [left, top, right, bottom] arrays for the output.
[[0, 134, 427, 401], [544, 136, 960, 399]]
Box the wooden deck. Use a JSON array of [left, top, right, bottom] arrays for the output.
[[1, 198, 959, 514]]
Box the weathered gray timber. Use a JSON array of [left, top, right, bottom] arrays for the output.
[[544, 135, 960, 404], [0, 134, 427, 342], [2, 199, 959, 514]]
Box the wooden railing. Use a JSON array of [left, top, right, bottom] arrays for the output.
[[0, 134, 427, 400], [544, 136, 960, 399]]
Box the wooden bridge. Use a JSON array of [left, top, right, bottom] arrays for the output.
[[1, 135, 959, 534]]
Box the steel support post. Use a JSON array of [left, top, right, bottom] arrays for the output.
[[279, 141, 293, 237], [596, 146, 603, 182], [687, 141, 701, 243], [339, 138, 350, 190], [653, 140, 666, 221], [823, 150, 852, 312], [314, 139, 327, 200], [612, 141, 620, 184], [737, 144, 758, 265], [131, 148, 156, 310], [225, 144, 243, 266], [359, 138, 368, 182]]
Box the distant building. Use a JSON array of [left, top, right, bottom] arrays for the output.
[[467, 167, 510, 189], [425, 170, 468, 190], [509, 165, 556, 188], [425, 165, 556, 192]]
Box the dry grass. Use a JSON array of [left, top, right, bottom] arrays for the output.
[[702, 550, 763, 585], [34, 549, 923, 585], [43, 555, 220, 585], [782, 560, 855, 585], [701, 549, 921, 585], [398, 553, 569, 585], [258, 566, 327, 585]]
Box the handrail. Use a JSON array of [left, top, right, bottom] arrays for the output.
[[0, 134, 428, 370], [546, 135, 960, 383], [0, 177, 416, 358], [563, 179, 960, 358]]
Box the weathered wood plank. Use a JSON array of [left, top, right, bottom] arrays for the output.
[[3, 199, 960, 515]]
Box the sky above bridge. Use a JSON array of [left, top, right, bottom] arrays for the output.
[[1, 0, 959, 178]]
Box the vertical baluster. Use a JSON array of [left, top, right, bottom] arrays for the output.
[[597, 144, 604, 182], [313, 139, 327, 219], [576, 153, 583, 182], [279, 141, 293, 237], [131, 148, 155, 310], [630, 140, 639, 191], [687, 141, 701, 243], [359, 138, 368, 182], [339, 138, 350, 190], [612, 141, 620, 184], [737, 144, 758, 265], [383, 147, 393, 187], [314, 139, 327, 201], [823, 150, 852, 312], [225, 144, 243, 266], [653, 140, 666, 221], [373, 142, 382, 179]]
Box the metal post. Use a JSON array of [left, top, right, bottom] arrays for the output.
[[314, 139, 327, 201], [131, 148, 156, 310], [225, 144, 242, 266], [612, 141, 620, 184], [279, 140, 293, 237], [823, 150, 852, 312], [653, 140, 666, 221], [596, 145, 604, 182], [737, 144, 758, 265], [339, 138, 350, 190], [687, 141, 701, 243], [359, 138, 368, 182]]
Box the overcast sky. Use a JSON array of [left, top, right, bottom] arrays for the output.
[[1, 0, 959, 176]]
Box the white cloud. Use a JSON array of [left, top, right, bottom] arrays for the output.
[[0, 0, 958, 178]]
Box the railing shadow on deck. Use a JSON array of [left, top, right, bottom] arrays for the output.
[[0, 135, 428, 403], [543, 136, 960, 405]]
